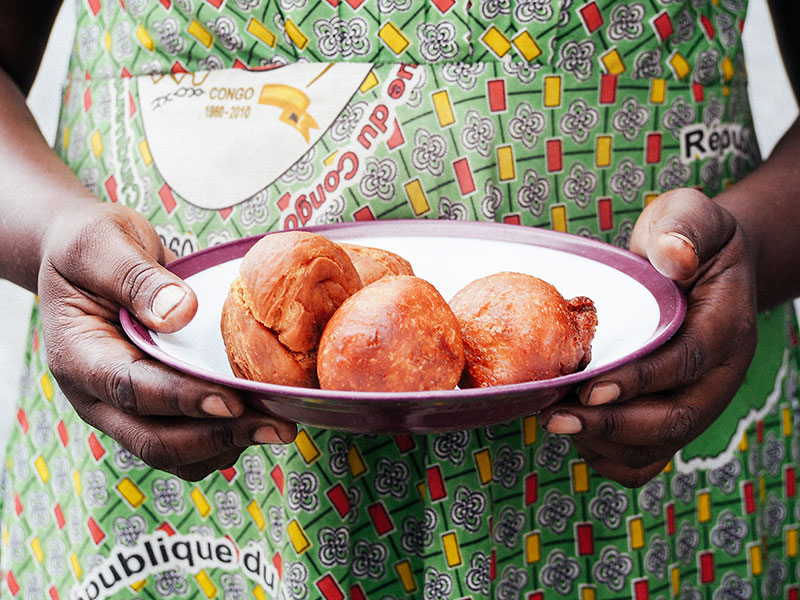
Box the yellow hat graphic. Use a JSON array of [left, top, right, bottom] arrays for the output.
[[258, 84, 319, 143]]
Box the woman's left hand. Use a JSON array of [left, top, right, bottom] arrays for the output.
[[538, 188, 759, 488]]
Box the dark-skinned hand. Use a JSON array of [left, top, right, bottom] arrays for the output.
[[539, 188, 758, 488], [38, 202, 297, 481]]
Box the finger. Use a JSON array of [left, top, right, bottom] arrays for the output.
[[578, 288, 750, 406], [51, 320, 245, 418], [572, 436, 674, 471], [71, 397, 296, 473], [572, 439, 670, 489], [544, 366, 741, 447], [630, 188, 737, 282], [170, 448, 246, 482], [54, 205, 197, 333]]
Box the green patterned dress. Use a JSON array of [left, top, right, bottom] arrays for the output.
[[2, 0, 799, 598]]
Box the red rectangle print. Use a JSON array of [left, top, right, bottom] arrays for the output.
[[546, 139, 563, 172], [487, 79, 507, 112]]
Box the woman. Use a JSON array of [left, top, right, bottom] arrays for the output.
[[1, 0, 798, 598]]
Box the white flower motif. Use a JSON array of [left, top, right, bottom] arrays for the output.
[[515, 0, 554, 23], [373, 457, 410, 499], [279, 0, 306, 9], [607, 3, 646, 41], [84, 470, 109, 507], [318, 526, 349, 567], [77, 25, 101, 61], [537, 489, 576, 534], [481, 180, 504, 219], [234, 0, 262, 8], [502, 59, 543, 84], [352, 539, 388, 579], [438, 196, 469, 220], [612, 96, 650, 142], [113, 515, 147, 546], [268, 505, 285, 544], [239, 190, 271, 228], [378, 0, 412, 10], [657, 155, 691, 190], [400, 509, 438, 557], [214, 489, 244, 528], [461, 110, 496, 157], [450, 485, 486, 532], [280, 147, 317, 183], [494, 505, 526, 548], [517, 168, 550, 217], [497, 565, 528, 600], [416, 22, 459, 62], [31, 409, 53, 446], [557, 40, 595, 81], [206, 16, 244, 52], [26, 492, 51, 530], [153, 18, 185, 55], [661, 97, 696, 138], [610, 158, 646, 203], [46, 539, 67, 578], [508, 102, 546, 149], [221, 573, 248, 599], [329, 102, 367, 142], [592, 546, 634, 592], [694, 48, 720, 85], [111, 21, 135, 60], [410, 128, 448, 177], [152, 477, 186, 515], [423, 566, 453, 600], [441, 62, 486, 91], [242, 453, 267, 493], [359, 157, 398, 202], [283, 561, 309, 600], [560, 98, 600, 144], [563, 162, 598, 208], [480, 0, 511, 20], [465, 551, 491, 595], [197, 55, 225, 70], [155, 568, 188, 597], [540, 549, 581, 595], [588, 483, 629, 529], [313, 17, 371, 59], [287, 471, 319, 512]]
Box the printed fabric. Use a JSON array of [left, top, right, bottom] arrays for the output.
[[2, 1, 800, 599]]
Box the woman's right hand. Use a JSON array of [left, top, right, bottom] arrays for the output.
[[37, 201, 297, 481]]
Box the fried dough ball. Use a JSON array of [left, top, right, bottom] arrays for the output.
[[317, 276, 464, 392], [339, 243, 415, 285], [450, 272, 597, 388], [220, 231, 362, 387]]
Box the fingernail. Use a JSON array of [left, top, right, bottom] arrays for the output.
[[666, 231, 696, 253], [587, 382, 620, 406], [544, 412, 583, 435], [201, 395, 233, 417], [252, 426, 278, 445], [152, 284, 186, 319]]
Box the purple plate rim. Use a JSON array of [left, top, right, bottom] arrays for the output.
[[120, 220, 686, 405]]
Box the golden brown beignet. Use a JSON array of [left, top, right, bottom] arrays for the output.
[[237, 231, 362, 353], [450, 272, 597, 388], [220, 231, 362, 387], [317, 276, 464, 392], [339, 243, 414, 285], [221, 278, 318, 387]]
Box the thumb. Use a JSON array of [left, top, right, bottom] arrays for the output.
[[53, 204, 198, 333], [630, 188, 737, 283]]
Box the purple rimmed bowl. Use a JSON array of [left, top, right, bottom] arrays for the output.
[[120, 220, 686, 433]]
